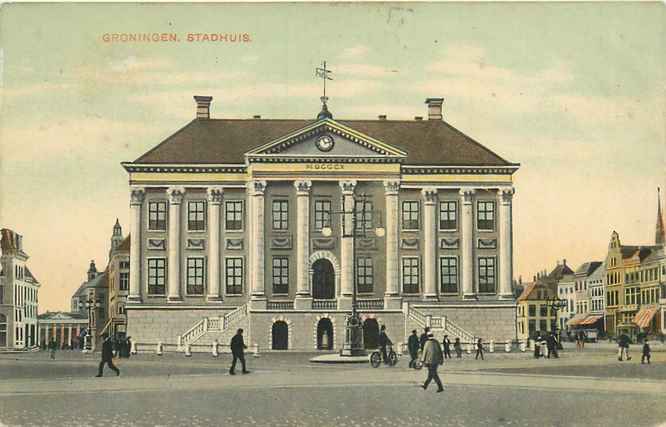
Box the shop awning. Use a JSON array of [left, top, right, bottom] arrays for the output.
[[579, 315, 603, 326], [567, 313, 588, 327], [633, 307, 658, 329]]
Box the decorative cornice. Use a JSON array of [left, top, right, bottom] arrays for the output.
[[339, 180, 357, 194], [122, 163, 246, 174], [402, 165, 518, 175], [459, 188, 476, 204], [383, 180, 401, 195], [294, 180, 313, 194], [130, 187, 145, 205], [247, 156, 403, 164], [166, 186, 185, 204], [207, 186, 224, 204], [421, 187, 438, 204]]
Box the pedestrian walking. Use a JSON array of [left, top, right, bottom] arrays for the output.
[[126, 336, 133, 358], [454, 337, 462, 358], [96, 333, 120, 377], [642, 340, 651, 364], [48, 338, 58, 360], [229, 328, 249, 375], [547, 333, 559, 358], [579, 330, 586, 350], [618, 334, 631, 361], [575, 330, 582, 352], [419, 327, 430, 351], [442, 335, 452, 359], [378, 325, 393, 364], [420, 332, 444, 393], [475, 338, 484, 360], [407, 330, 419, 369]]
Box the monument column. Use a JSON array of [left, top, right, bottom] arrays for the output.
[[383, 180, 402, 309], [498, 188, 515, 299], [207, 187, 224, 302], [460, 188, 476, 299], [128, 187, 145, 302], [294, 180, 313, 310], [249, 180, 267, 309], [422, 187, 439, 300], [167, 187, 185, 302], [338, 180, 357, 311]]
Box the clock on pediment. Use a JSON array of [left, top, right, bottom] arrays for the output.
[[315, 134, 335, 152]]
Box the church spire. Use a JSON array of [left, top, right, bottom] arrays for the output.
[[657, 187, 665, 246]]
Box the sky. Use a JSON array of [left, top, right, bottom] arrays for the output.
[[0, 3, 664, 312]]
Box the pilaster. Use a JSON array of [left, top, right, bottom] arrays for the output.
[[167, 186, 185, 302], [206, 187, 224, 302], [128, 187, 145, 302], [460, 188, 476, 299], [498, 187, 515, 300], [383, 180, 402, 309], [338, 180, 357, 311], [422, 187, 438, 300], [294, 180, 313, 310], [249, 180, 267, 306]]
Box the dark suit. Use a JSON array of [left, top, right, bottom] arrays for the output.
[[442, 338, 452, 359], [408, 334, 419, 368], [229, 333, 248, 374], [97, 338, 120, 377], [378, 331, 392, 363]]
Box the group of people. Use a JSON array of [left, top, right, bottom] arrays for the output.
[[616, 333, 652, 363], [533, 332, 560, 359]]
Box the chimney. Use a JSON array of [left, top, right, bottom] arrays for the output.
[[425, 97, 444, 120], [378, 115, 387, 120], [193, 95, 213, 119], [414, 116, 423, 121]]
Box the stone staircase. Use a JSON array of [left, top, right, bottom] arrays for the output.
[[178, 304, 248, 350], [407, 305, 476, 344]]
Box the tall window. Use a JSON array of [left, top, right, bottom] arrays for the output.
[[0, 286, 3, 304], [402, 201, 420, 230], [477, 201, 495, 231], [147, 258, 166, 295], [148, 201, 167, 231], [272, 200, 289, 230], [528, 304, 536, 317], [186, 258, 205, 295], [0, 314, 6, 347], [314, 200, 331, 231], [439, 257, 458, 293], [188, 201, 206, 231], [540, 304, 548, 317], [478, 257, 496, 293], [225, 258, 244, 295], [402, 257, 420, 294], [357, 257, 374, 293], [272, 257, 289, 294], [355, 200, 373, 231], [119, 272, 129, 291], [225, 201, 244, 231], [439, 201, 457, 230]]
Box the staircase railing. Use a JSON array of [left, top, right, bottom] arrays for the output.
[[179, 304, 249, 349], [223, 304, 248, 330], [180, 318, 207, 347], [408, 305, 476, 343]]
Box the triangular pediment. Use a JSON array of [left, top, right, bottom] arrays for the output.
[[246, 119, 407, 160]]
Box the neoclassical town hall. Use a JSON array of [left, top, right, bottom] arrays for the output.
[[122, 96, 519, 352]]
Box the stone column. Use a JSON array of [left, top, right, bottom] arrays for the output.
[[68, 325, 73, 348], [294, 180, 313, 310], [207, 187, 224, 302], [383, 180, 402, 309], [128, 187, 145, 302], [249, 180, 267, 309], [422, 187, 438, 300], [460, 188, 476, 299], [167, 187, 185, 302], [498, 188, 515, 299], [338, 180, 357, 311]]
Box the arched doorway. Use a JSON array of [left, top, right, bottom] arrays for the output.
[[272, 321, 289, 350], [312, 259, 335, 300], [317, 318, 334, 350], [363, 318, 380, 350]]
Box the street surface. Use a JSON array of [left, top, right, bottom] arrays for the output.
[[1, 344, 665, 426]]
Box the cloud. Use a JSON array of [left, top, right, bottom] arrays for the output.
[[338, 45, 370, 59], [1, 81, 75, 98], [336, 63, 399, 78]]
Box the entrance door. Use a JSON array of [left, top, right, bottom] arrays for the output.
[[312, 259, 335, 300], [272, 321, 289, 350], [363, 319, 380, 350]]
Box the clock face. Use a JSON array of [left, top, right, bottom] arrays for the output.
[[315, 135, 334, 152]]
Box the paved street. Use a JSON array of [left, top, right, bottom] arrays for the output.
[[1, 347, 666, 427]]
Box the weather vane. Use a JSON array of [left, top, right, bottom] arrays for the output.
[[315, 60, 333, 104]]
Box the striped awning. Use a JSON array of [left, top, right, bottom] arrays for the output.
[[567, 313, 588, 327], [633, 307, 658, 329], [579, 315, 603, 326]]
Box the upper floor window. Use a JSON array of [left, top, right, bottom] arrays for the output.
[[272, 200, 289, 231], [225, 201, 244, 231], [402, 257, 420, 294], [272, 256, 289, 294], [478, 257, 496, 293], [356, 257, 374, 293], [440, 257, 458, 294], [119, 261, 130, 270], [528, 304, 536, 317], [148, 201, 168, 231], [188, 201, 206, 231], [186, 257, 205, 295], [225, 257, 244, 295], [314, 200, 331, 231], [355, 200, 374, 231], [401, 201, 420, 230], [147, 258, 166, 295], [119, 272, 129, 291], [477, 201, 495, 231], [439, 201, 457, 231]]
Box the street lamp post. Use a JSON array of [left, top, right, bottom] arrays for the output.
[[321, 193, 384, 357], [79, 297, 101, 353], [546, 296, 568, 342]]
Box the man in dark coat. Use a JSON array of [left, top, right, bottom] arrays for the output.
[[442, 335, 452, 359], [420, 332, 444, 393], [419, 327, 431, 351], [378, 325, 392, 364], [96, 333, 120, 377], [229, 328, 249, 375], [407, 330, 420, 368]]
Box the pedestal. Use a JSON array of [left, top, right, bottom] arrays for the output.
[[249, 297, 267, 310], [294, 296, 313, 310], [384, 296, 403, 310], [337, 296, 352, 311]]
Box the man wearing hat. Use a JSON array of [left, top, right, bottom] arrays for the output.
[[407, 330, 420, 368], [420, 331, 444, 392], [96, 333, 120, 377]]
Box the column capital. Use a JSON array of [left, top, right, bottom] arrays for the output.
[[383, 180, 401, 195], [166, 186, 185, 204], [339, 180, 357, 195], [207, 186, 224, 204], [130, 187, 145, 205], [459, 188, 476, 204], [497, 187, 515, 204], [248, 180, 267, 196], [421, 187, 438, 205], [294, 180, 313, 195]]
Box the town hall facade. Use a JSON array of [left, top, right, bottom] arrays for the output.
[[122, 96, 519, 352]]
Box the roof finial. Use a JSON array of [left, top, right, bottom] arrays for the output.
[[315, 61, 333, 119], [657, 187, 665, 246]]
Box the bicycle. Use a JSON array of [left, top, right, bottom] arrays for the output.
[[370, 345, 398, 368]]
